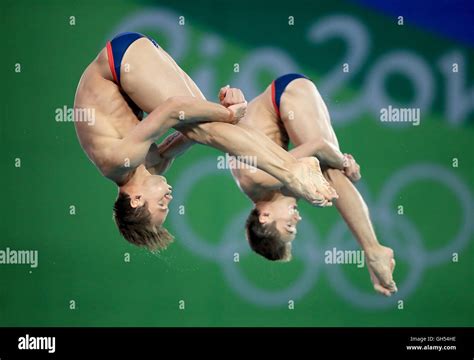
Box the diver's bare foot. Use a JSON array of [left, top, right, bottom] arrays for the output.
[[366, 245, 398, 296], [287, 157, 338, 207]]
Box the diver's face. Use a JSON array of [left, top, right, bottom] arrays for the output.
[[132, 175, 173, 226], [261, 197, 302, 242]]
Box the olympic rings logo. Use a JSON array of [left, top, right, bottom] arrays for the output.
[[170, 159, 474, 309]]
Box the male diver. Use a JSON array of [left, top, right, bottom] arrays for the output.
[[74, 33, 337, 251], [228, 74, 397, 296]]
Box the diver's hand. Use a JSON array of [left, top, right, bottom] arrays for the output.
[[343, 153, 361, 182], [219, 85, 247, 107], [226, 102, 247, 123]]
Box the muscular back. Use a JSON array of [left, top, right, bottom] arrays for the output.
[[73, 48, 142, 178], [231, 86, 286, 202], [74, 39, 203, 181], [240, 86, 287, 147]]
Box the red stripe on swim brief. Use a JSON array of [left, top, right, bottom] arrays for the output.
[[106, 41, 118, 84], [271, 80, 280, 118]]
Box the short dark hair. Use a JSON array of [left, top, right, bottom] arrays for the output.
[[113, 192, 174, 251], [245, 208, 291, 261]]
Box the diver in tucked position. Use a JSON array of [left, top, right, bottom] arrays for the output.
[[228, 74, 397, 296], [74, 33, 337, 251]]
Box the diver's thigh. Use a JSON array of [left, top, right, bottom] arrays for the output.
[[120, 38, 194, 112]]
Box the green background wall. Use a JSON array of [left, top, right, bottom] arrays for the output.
[[1, 0, 473, 326]]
